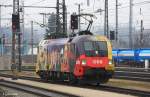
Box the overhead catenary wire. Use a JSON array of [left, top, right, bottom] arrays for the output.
[[28, 0, 47, 6], [94, 0, 150, 14], [0, 4, 56, 9], [1, 1, 150, 16], [1, 0, 150, 26], [0, 0, 9, 5]]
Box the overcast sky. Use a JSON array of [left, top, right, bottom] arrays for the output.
[[1, 0, 150, 32]]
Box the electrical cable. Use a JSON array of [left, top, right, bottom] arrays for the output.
[[1, 0, 9, 5], [29, 0, 47, 6], [94, 0, 150, 14]]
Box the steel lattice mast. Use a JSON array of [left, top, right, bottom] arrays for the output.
[[104, 0, 109, 38], [56, 0, 67, 38], [12, 0, 22, 72]]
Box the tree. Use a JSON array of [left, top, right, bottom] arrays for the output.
[[45, 13, 57, 39]]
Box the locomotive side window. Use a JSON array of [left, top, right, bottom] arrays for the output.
[[60, 48, 64, 55]]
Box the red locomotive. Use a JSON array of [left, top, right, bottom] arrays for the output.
[[36, 33, 114, 84]]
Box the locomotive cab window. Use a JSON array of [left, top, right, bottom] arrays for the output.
[[83, 41, 96, 57], [83, 41, 108, 57], [96, 41, 108, 57], [84, 42, 94, 51]]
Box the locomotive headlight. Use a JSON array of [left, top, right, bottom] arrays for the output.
[[81, 60, 86, 66], [109, 60, 112, 65]]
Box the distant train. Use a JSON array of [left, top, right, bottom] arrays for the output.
[[36, 32, 114, 84], [112, 49, 150, 67]]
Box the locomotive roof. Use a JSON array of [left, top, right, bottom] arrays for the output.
[[39, 38, 69, 46], [71, 35, 95, 43], [39, 35, 108, 47]]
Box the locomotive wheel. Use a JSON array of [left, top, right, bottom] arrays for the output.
[[76, 78, 85, 85], [101, 77, 109, 83], [51, 71, 55, 81], [39, 71, 44, 79], [96, 82, 100, 86], [69, 73, 77, 84], [39, 71, 48, 81], [48, 71, 52, 80]]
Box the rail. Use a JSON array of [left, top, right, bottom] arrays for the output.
[[0, 68, 150, 82], [0, 73, 149, 97], [0, 79, 78, 97]]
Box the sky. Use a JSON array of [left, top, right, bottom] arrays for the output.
[[0, 0, 150, 33]]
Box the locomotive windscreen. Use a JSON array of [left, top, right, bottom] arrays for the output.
[[83, 41, 108, 57]]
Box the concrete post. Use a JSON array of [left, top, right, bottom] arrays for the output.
[[145, 59, 149, 71]]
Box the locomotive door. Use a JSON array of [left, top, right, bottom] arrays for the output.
[[62, 43, 76, 72], [68, 43, 76, 72]]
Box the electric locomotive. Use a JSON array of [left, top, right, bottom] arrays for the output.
[[36, 31, 114, 84]]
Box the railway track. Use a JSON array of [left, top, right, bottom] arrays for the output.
[[0, 79, 78, 97], [1, 69, 150, 82], [0, 73, 150, 97], [115, 67, 150, 72], [1, 68, 150, 82], [88, 85, 150, 97], [114, 67, 150, 82], [114, 71, 150, 82]]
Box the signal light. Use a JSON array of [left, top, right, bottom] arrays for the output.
[[71, 14, 78, 29], [110, 31, 115, 40], [12, 14, 20, 32], [2, 34, 5, 45]]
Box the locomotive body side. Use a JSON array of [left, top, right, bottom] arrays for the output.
[[36, 35, 114, 83]]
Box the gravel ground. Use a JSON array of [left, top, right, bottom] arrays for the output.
[[107, 79, 150, 92], [0, 86, 41, 97]]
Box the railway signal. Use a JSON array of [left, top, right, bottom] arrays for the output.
[[12, 14, 20, 32], [110, 31, 115, 40], [71, 14, 78, 29]]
